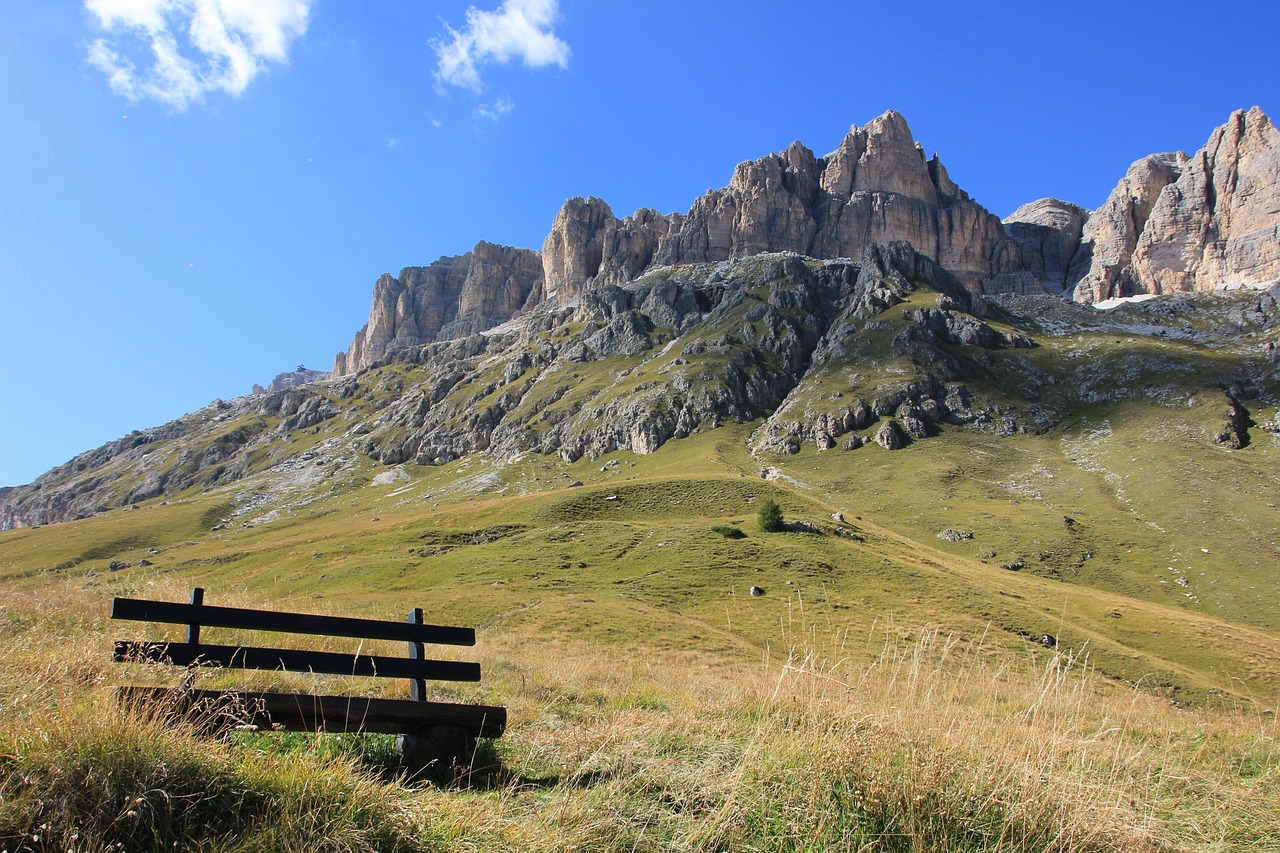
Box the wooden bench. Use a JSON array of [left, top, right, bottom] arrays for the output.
[[110, 588, 506, 771]]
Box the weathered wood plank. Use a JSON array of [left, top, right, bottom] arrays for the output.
[[116, 686, 506, 737], [110, 597, 475, 646], [114, 641, 481, 682]]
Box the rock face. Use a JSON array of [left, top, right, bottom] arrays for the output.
[[334, 108, 1280, 376], [334, 242, 542, 375], [1069, 107, 1280, 302], [541, 112, 1029, 299], [1067, 153, 1190, 303], [336, 111, 1059, 375], [1004, 199, 1090, 293], [252, 367, 330, 395]]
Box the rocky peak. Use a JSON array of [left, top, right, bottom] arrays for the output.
[[1068, 106, 1280, 302], [729, 139, 822, 199], [334, 241, 542, 375], [1004, 199, 1091, 292], [337, 110, 1060, 378], [335, 108, 1280, 378], [820, 109, 946, 203], [539, 110, 1026, 298], [1066, 152, 1189, 302], [541, 197, 618, 303]]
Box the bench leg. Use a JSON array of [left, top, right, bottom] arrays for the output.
[[397, 725, 475, 776]]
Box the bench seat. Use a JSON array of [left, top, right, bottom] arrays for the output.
[[117, 685, 506, 738]]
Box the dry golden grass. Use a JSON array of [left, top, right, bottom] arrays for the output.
[[470, 622, 1278, 852], [0, 580, 1276, 851]]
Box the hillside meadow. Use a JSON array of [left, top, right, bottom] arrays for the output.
[[0, 423, 1278, 850]]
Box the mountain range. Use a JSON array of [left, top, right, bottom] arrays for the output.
[[334, 107, 1280, 375], [2, 107, 1278, 532]]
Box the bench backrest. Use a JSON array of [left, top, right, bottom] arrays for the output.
[[111, 588, 481, 696]]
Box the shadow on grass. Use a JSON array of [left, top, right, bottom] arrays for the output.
[[396, 740, 621, 792], [226, 732, 621, 793]]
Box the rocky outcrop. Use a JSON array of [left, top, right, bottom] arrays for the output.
[[540, 112, 1028, 299], [335, 108, 1280, 380], [1214, 393, 1254, 449], [364, 245, 1020, 469], [340, 111, 1067, 376], [874, 419, 907, 450], [1067, 153, 1189, 303], [334, 242, 542, 375], [1004, 199, 1090, 293], [748, 242, 1041, 456], [358, 252, 860, 468], [0, 386, 344, 529], [252, 367, 330, 395], [1069, 107, 1280, 302], [9, 238, 1280, 529]]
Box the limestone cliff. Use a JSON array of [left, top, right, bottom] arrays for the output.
[[1069, 107, 1280, 301], [333, 242, 542, 375], [1002, 199, 1090, 293], [1065, 153, 1190, 303], [336, 111, 1057, 375], [335, 108, 1280, 376], [541, 111, 1031, 301]]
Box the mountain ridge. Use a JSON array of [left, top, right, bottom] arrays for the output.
[[3, 108, 1279, 530], [333, 107, 1280, 376]]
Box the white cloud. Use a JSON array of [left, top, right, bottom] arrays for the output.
[[475, 96, 514, 121], [84, 0, 311, 109], [433, 0, 569, 93]]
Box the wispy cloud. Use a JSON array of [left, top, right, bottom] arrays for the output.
[[432, 0, 569, 93], [84, 0, 311, 110], [475, 96, 514, 121]]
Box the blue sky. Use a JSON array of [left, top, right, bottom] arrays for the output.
[[1, 0, 1278, 487]]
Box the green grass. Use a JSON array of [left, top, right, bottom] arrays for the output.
[[4, 416, 1279, 704], [1, 580, 1276, 852], [3, 282, 1280, 848]]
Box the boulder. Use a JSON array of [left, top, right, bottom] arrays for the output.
[[874, 419, 907, 450]]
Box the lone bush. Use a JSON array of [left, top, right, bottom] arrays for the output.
[[711, 524, 746, 539], [757, 498, 785, 533]]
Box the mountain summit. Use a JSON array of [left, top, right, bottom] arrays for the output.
[[3, 109, 1279, 530], [334, 108, 1280, 376]]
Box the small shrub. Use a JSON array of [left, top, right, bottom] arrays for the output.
[[757, 499, 784, 533], [711, 524, 746, 539]]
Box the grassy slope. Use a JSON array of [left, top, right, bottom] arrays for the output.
[[2, 421, 1279, 850], [3, 285, 1280, 848], [3, 411, 1278, 707]]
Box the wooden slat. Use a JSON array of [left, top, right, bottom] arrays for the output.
[[110, 597, 475, 646], [116, 686, 506, 738], [114, 641, 481, 682]]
